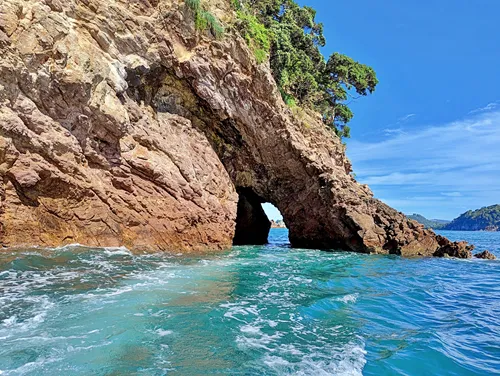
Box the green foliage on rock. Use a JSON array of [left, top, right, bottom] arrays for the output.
[[236, 11, 271, 64], [232, 0, 242, 10], [185, 0, 224, 39], [185, 0, 201, 11], [234, 0, 378, 138]]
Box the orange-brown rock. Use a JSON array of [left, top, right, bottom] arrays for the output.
[[0, 0, 237, 252], [434, 236, 474, 259], [0, 0, 471, 257]]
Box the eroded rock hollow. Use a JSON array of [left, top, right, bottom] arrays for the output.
[[233, 189, 271, 246], [0, 0, 470, 257]]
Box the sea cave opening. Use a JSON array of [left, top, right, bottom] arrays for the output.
[[232, 188, 286, 246]]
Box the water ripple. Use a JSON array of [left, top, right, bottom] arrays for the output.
[[0, 229, 498, 375]]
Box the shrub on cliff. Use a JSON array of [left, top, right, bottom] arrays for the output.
[[235, 0, 378, 138], [186, 0, 224, 39], [236, 11, 271, 64]]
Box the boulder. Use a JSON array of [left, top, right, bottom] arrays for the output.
[[434, 236, 474, 259], [474, 251, 496, 260]]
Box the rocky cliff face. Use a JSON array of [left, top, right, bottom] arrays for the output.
[[0, 0, 469, 257], [0, 0, 237, 252]]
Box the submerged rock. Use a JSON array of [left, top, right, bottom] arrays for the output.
[[474, 251, 497, 260], [0, 0, 472, 257]]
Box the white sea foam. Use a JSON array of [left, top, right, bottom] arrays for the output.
[[102, 246, 132, 256], [275, 343, 304, 357], [0, 296, 55, 340], [221, 301, 260, 322], [240, 324, 262, 335], [236, 328, 283, 351], [75, 285, 134, 302], [260, 340, 367, 376], [105, 286, 133, 297], [66, 341, 113, 352], [156, 329, 173, 337], [6, 354, 60, 376], [2, 316, 17, 327], [58, 243, 84, 249], [337, 293, 359, 304], [36, 243, 131, 255], [304, 341, 366, 376], [263, 355, 291, 368], [38, 242, 87, 252]]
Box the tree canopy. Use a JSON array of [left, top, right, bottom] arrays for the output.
[[235, 0, 378, 138]]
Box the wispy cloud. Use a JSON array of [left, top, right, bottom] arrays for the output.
[[397, 113, 416, 122], [382, 114, 416, 138], [441, 192, 462, 197], [383, 127, 406, 136], [347, 110, 500, 218], [468, 100, 500, 114]]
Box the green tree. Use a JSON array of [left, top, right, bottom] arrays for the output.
[[236, 0, 378, 138]]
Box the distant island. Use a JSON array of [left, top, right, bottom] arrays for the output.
[[408, 214, 450, 230], [409, 204, 500, 231]]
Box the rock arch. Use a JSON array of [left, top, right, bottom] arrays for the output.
[[0, 0, 471, 258]]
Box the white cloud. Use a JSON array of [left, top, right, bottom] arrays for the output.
[[347, 110, 500, 218], [383, 127, 406, 136], [441, 192, 462, 197], [397, 113, 416, 122], [362, 172, 428, 185], [468, 101, 500, 114], [381, 114, 416, 138]]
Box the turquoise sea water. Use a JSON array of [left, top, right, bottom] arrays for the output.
[[0, 229, 499, 375]]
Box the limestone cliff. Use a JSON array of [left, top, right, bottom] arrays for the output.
[[0, 0, 470, 257]]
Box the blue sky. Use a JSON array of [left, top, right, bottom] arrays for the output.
[[264, 0, 500, 221]]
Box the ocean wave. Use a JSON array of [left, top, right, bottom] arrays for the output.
[[3, 355, 60, 376], [260, 340, 367, 376], [0, 295, 55, 338], [102, 247, 132, 256], [0, 230, 498, 375]]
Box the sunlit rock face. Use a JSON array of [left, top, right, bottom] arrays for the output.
[[0, 0, 237, 252], [0, 0, 469, 257]]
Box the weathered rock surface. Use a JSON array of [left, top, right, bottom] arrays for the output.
[[474, 250, 496, 260], [0, 0, 471, 257], [0, 0, 237, 252], [433, 236, 474, 259]]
